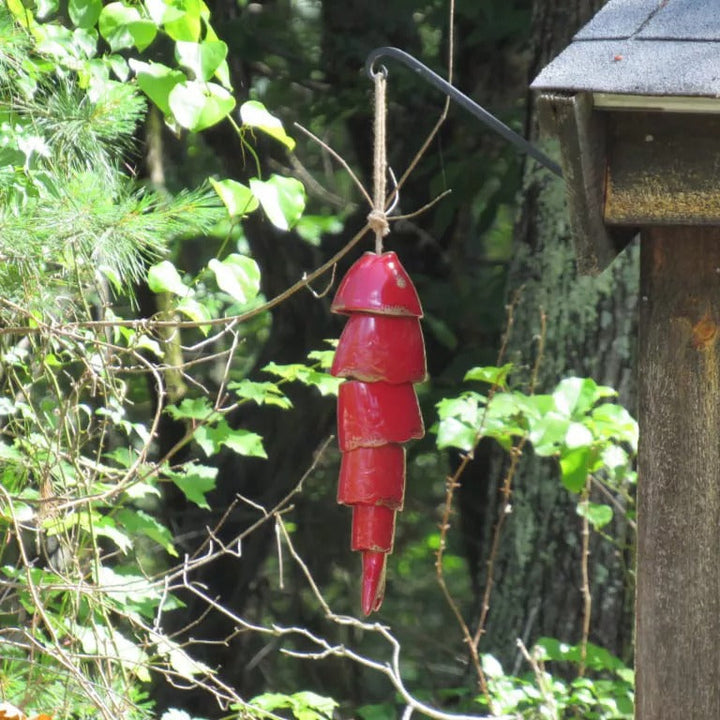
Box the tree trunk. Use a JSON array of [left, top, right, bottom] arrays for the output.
[[636, 227, 720, 719], [470, 0, 639, 668]]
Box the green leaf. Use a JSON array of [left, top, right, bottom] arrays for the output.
[[165, 463, 218, 509], [194, 418, 267, 458], [577, 502, 613, 530], [130, 59, 186, 117], [36, 0, 59, 18], [481, 654, 505, 679], [564, 421, 594, 449], [166, 397, 214, 421], [464, 363, 513, 389], [240, 100, 296, 150], [250, 175, 306, 231], [147, 260, 192, 297], [176, 297, 212, 333], [208, 254, 261, 305], [116, 509, 178, 556], [175, 40, 228, 81], [209, 177, 259, 217], [262, 361, 342, 396], [98, 3, 157, 52], [591, 403, 639, 450], [295, 214, 343, 246], [553, 377, 617, 419], [527, 412, 569, 456], [435, 416, 476, 452], [559, 446, 592, 493], [169, 80, 235, 132], [68, 0, 102, 28], [228, 379, 292, 409], [156, 636, 211, 679]]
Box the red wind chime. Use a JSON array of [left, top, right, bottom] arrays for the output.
[[329, 69, 426, 615]]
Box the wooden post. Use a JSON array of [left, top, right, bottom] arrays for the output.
[[637, 227, 720, 718]]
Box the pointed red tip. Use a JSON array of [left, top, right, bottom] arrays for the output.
[[361, 551, 387, 615]]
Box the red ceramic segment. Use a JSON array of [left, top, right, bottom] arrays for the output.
[[338, 444, 406, 509], [331, 251, 423, 317], [331, 314, 426, 384], [338, 381, 425, 452], [361, 551, 387, 615], [351, 504, 396, 553]]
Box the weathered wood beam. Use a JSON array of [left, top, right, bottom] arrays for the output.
[[637, 226, 720, 718], [606, 114, 720, 225]]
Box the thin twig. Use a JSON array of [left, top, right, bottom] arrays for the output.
[[579, 477, 592, 678], [293, 122, 373, 208]]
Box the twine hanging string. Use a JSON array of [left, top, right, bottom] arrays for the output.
[[368, 68, 390, 255]]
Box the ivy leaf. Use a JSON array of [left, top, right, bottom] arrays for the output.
[[208, 254, 260, 305], [209, 178, 259, 217], [147, 260, 192, 298], [175, 40, 228, 82], [169, 80, 235, 132], [165, 463, 218, 509], [130, 60, 186, 117], [577, 502, 613, 530], [98, 3, 157, 52], [240, 100, 296, 150], [250, 175, 305, 231], [68, 0, 102, 28]]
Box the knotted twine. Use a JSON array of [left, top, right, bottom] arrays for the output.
[[368, 68, 390, 254]]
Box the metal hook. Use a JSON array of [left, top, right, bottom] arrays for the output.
[[364, 46, 563, 178]]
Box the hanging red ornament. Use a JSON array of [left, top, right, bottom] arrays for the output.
[[331, 250, 426, 615]]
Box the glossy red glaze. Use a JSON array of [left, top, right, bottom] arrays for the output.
[[331, 314, 426, 384], [361, 551, 386, 615], [338, 444, 405, 509], [337, 381, 424, 452], [331, 252, 423, 317], [351, 504, 395, 553]]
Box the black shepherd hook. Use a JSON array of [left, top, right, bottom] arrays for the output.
[[365, 46, 563, 178]]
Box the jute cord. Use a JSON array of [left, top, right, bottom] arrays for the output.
[[369, 69, 390, 253]]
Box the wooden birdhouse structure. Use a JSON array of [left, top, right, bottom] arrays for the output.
[[532, 1, 720, 717]]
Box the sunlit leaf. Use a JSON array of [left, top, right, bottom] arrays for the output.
[[175, 39, 228, 81], [249, 175, 305, 231], [208, 254, 260, 305], [262, 361, 342, 396], [116, 508, 178, 556], [165, 463, 218, 509], [98, 3, 157, 51], [577, 502, 613, 530], [209, 178, 259, 217], [240, 100, 295, 150], [169, 80, 235, 132], [464, 363, 513, 389], [147, 260, 192, 297], [559, 446, 591, 493], [68, 0, 102, 28], [228, 379, 292, 409], [130, 59, 186, 116]]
